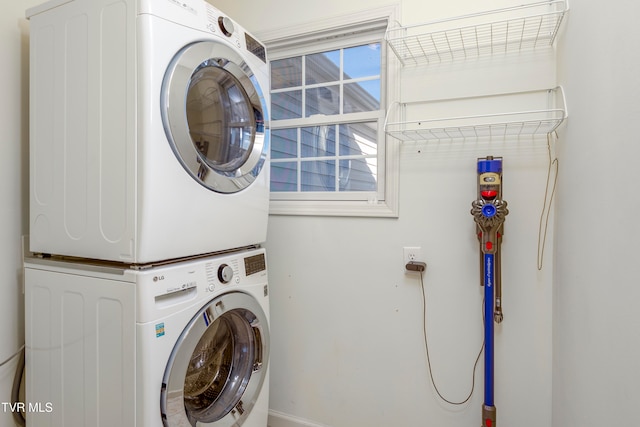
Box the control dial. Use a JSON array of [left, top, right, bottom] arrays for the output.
[[218, 264, 234, 284], [218, 16, 235, 37]]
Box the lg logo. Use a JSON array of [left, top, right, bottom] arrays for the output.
[[153, 275, 165, 282]]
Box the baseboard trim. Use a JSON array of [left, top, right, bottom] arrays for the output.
[[268, 410, 331, 427]]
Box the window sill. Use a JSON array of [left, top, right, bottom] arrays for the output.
[[268, 198, 399, 218]]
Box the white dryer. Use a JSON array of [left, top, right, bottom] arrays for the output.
[[25, 247, 270, 427], [27, 0, 270, 264]]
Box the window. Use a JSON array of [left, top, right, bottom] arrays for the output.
[[261, 7, 399, 217]]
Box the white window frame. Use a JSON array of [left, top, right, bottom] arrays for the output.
[[258, 5, 400, 217]]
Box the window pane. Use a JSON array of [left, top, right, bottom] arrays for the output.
[[301, 125, 336, 158], [340, 157, 377, 191], [271, 57, 302, 90], [271, 162, 298, 192], [305, 85, 340, 117], [272, 129, 298, 159], [301, 160, 336, 191], [339, 122, 377, 156], [268, 32, 387, 202], [343, 80, 380, 113], [344, 44, 381, 79], [272, 90, 302, 120], [306, 50, 340, 84]]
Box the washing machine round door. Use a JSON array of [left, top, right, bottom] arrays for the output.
[[161, 291, 269, 427], [162, 41, 269, 194]]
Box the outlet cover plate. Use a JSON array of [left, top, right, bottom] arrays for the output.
[[403, 246, 422, 264]]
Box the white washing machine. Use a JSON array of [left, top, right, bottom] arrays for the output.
[[27, 0, 270, 264], [25, 247, 270, 427]]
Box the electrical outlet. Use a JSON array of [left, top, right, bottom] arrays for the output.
[[403, 246, 422, 264]]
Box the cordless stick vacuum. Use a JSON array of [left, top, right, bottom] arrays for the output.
[[471, 157, 508, 427]]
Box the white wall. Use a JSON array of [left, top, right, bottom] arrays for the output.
[[215, 1, 558, 426], [554, 1, 640, 426], [0, 1, 40, 425]]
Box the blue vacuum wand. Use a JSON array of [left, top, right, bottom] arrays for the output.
[[471, 156, 508, 427]]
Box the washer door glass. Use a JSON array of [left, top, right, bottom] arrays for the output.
[[162, 41, 269, 194], [161, 292, 269, 427]]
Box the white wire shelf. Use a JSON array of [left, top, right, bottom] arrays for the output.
[[384, 87, 567, 142], [386, 1, 568, 66]]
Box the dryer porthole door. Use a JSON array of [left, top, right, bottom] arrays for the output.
[[162, 41, 269, 194], [161, 291, 269, 427]]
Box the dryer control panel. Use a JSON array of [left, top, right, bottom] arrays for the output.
[[244, 33, 267, 63], [204, 4, 242, 48], [204, 3, 267, 62]]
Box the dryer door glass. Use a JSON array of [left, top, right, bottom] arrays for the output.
[[186, 62, 254, 174], [162, 41, 269, 194], [161, 292, 269, 427]]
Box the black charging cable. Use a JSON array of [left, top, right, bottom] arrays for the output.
[[409, 264, 484, 406]]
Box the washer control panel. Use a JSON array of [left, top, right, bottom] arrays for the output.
[[144, 250, 264, 296], [139, 248, 267, 323], [218, 264, 234, 283], [244, 253, 266, 276], [204, 258, 240, 292]]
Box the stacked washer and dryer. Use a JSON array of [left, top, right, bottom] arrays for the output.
[[24, 1, 271, 426]]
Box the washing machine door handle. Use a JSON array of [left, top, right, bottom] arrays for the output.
[[252, 323, 264, 372], [161, 41, 270, 194]]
